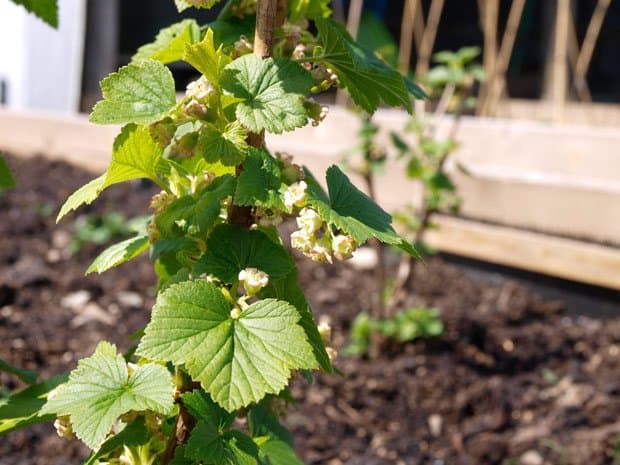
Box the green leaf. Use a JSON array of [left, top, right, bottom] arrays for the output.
[[56, 174, 106, 222], [133, 19, 201, 64], [155, 175, 236, 238], [194, 224, 294, 283], [358, 11, 398, 68], [83, 417, 150, 465], [288, 0, 331, 21], [9, 0, 58, 27], [234, 148, 283, 209], [262, 270, 332, 373], [207, 16, 255, 48], [184, 28, 232, 89], [314, 18, 415, 113], [41, 342, 174, 449], [258, 438, 304, 465], [0, 373, 68, 436], [104, 124, 166, 188], [221, 55, 312, 134], [198, 121, 248, 166], [248, 404, 303, 465], [0, 358, 37, 384], [175, 0, 222, 12], [181, 390, 235, 430], [248, 404, 293, 445], [307, 165, 417, 256], [186, 425, 259, 465], [90, 60, 176, 125], [58, 125, 167, 222], [86, 235, 150, 275], [137, 281, 316, 411], [0, 154, 15, 189]]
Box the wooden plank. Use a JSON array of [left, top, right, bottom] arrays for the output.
[[426, 216, 620, 290], [1, 107, 620, 289], [0, 108, 116, 172]]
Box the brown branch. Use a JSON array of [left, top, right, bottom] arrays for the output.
[[254, 0, 278, 58]]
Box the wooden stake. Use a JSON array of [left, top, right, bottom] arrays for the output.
[[477, 0, 498, 115], [398, 0, 421, 74], [482, 0, 526, 116], [415, 0, 445, 77], [574, 0, 611, 100], [552, 0, 570, 122]]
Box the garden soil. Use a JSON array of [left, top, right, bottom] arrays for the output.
[[1, 155, 619, 465]]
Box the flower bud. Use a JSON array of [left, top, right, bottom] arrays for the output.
[[150, 191, 174, 213], [296, 207, 322, 233], [284, 181, 308, 210], [332, 234, 357, 261], [292, 43, 306, 60], [54, 416, 74, 440], [257, 208, 283, 227], [238, 267, 269, 295], [326, 347, 338, 363], [234, 35, 254, 57], [317, 316, 332, 343]]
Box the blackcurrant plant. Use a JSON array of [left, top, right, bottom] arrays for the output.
[[1, 1, 424, 463]]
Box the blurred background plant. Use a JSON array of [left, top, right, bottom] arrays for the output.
[[342, 39, 484, 355], [70, 213, 147, 254]]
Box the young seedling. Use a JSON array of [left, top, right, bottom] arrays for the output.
[[1, 0, 423, 463]]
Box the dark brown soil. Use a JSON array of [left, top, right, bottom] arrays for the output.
[[1, 154, 620, 465]]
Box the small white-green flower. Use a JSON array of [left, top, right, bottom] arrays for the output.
[[332, 234, 357, 261], [290, 229, 314, 253], [296, 207, 322, 233], [238, 267, 269, 296], [185, 76, 213, 101], [284, 181, 308, 210], [306, 236, 333, 264]]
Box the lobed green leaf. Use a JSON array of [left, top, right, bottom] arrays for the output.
[[234, 147, 283, 209], [307, 165, 418, 256], [314, 18, 422, 113], [221, 55, 312, 134], [90, 60, 176, 125], [184, 28, 232, 90], [199, 120, 248, 166], [194, 224, 294, 283], [133, 19, 201, 64], [137, 281, 316, 411], [41, 342, 174, 449]]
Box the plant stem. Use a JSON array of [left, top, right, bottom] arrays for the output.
[[230, 0, 279, 227], [160, 372, 197, 465], [254, 0, 278, 58]]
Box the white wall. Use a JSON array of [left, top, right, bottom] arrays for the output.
[[0, 0, 86, 113]]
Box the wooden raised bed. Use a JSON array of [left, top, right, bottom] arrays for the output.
[[1, 106, 619, 290]]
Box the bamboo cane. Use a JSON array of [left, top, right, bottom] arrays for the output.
[[415, 0, 445, 77], [398, 0, 421, 74], [551, 0, 570, 122], [483, 0, 527, 116], [574, 0, 611, 101], [477, 0, 499, 115]]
